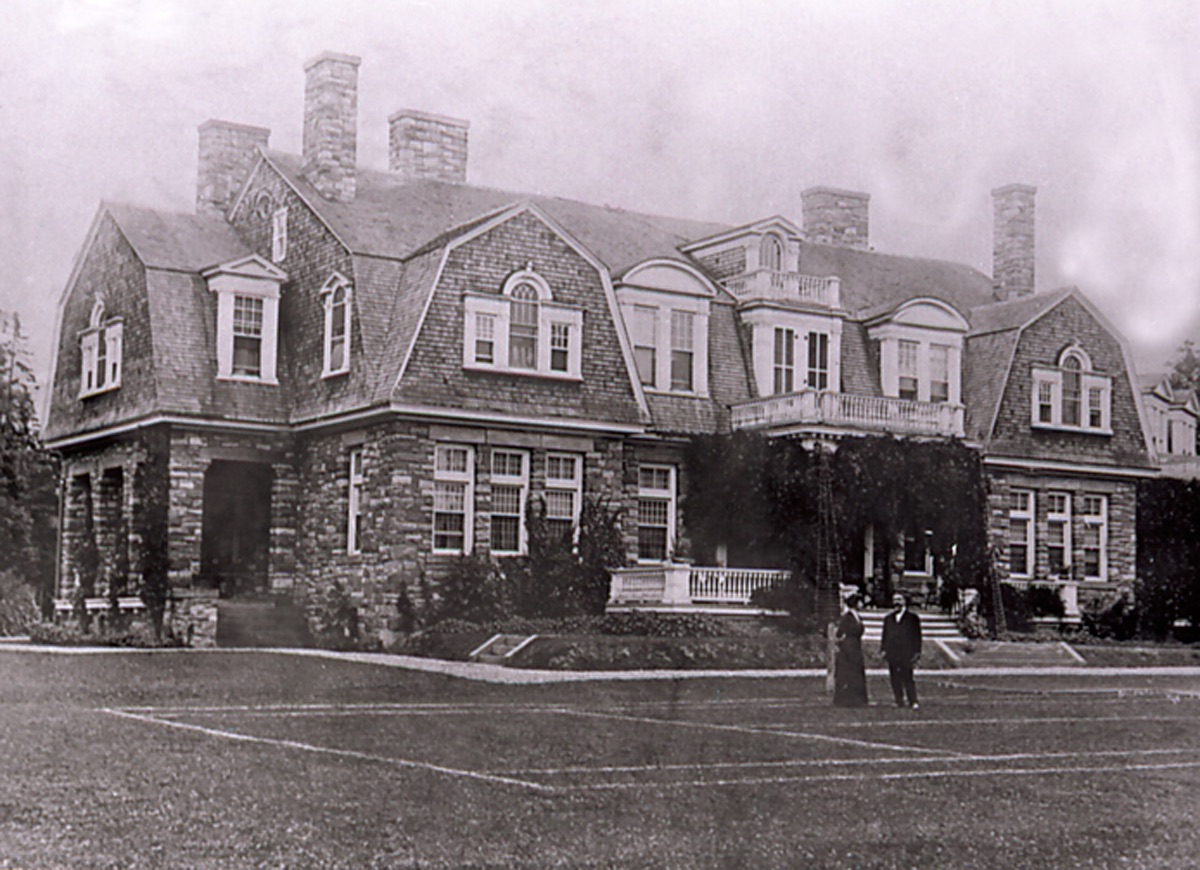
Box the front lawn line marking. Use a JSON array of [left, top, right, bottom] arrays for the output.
[[101, 708, 552, 794], [754, 714, 1200, 729], [554, 707, 966, 756]]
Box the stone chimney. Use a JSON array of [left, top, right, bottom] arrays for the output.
[[302, 52, 361, 202], [801, 187, 870, 248], [388, 110, 469, 183], [992, 183, 1036, 301], [196, 120, 270, 217]]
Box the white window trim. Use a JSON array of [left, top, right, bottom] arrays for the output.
[[433, 444, 475, 555], [773, 327, 795, 395], [805, 330, 830, 391], [1008, 489, 1035, 578], [271, 207, 288, 262], [1030, 347, 1112, 434], [321, 274, 352, 378], [1080, 494, 1108, 581], [347, 447, 364, 555], [463, 293, 584, 381], [490, 449, 529, 555], [1046, 491, 1072, 579], [902, 528, 935, 578], [79, 309, 123, 398], [636, 463, 677, 564], [545, 452, 583, 540]]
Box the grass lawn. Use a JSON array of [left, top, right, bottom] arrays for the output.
[[1, 650, 1198, 868]]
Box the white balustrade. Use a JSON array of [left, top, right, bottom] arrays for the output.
[[731, 389, 964, 437], [608, 565, 790, 608], [723, 270, 840, 307]]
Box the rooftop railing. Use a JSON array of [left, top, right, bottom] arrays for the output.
[[731, 390, 965, 437], [722, 270, 841, 307]]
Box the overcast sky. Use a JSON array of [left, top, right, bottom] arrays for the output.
[[2, 0, 1198, 402]]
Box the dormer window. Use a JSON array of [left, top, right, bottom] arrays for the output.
[[462, 268, 583, 380], [203, 255, 286, 385], [321, 274, 352, 377], [79, 300, 123, 398], [1031, 345, 1111, 433], [761, 234, 784, 271]]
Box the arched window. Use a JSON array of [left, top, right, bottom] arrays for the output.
[[761, 234, 784, 272], [321, 274, 352, 376], [79, 299, 123, 397], [508, 282, 539, 369], [1030, 344, 1111, 432], [1061, 353, 1083, 426]]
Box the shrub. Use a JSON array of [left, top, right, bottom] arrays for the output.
[[748, 571, 820, 631], [1082, 591, 1138, 640], [599, 611, 728, 638], [305, 579, 361, 650], [0, 570, 39, 636], [1026, 584, 1066, 620], [435, 554, 514, 624], [28, 621, 184, 648]]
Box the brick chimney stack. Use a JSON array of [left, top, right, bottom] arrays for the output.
[[302, 52, 361, 202], [801, 187, 870, 248], [196, 120, 270, 217], [388, 110, 469, 184], [992, 183, 1036, 301]]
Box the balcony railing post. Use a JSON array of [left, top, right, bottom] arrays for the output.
[[662, 564, 692, 606]]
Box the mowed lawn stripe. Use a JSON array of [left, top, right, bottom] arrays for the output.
[[101, 708, 552, 793]]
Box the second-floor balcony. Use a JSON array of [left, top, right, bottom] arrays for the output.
[[731, 390, 965, 437], [722, 270, 841, 308]]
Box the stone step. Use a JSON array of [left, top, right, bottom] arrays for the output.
[[470, 633, 538, 664], [859, 611, 966, 643]]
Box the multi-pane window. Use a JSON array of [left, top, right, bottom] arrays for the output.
[[773, 328, 795, 394], [271, 207, 288, 262], [761, 234, 783, 271], [80, 302, 123, 397], [1046, 491, 1071, 577], [1062, 356, 1082, 426], [232, 295, 264, 377], [545, 453, 582, 543], [670, 310, 695, 392], [508, 283, 539, 369], [433, 445, 473, 553], [474, 312, 495, 364], [903, 527, 933, 575], [1008, 489, 1034, 577], [898, 340, 919, 401], [490, 450, 527, 554], [637, 464, 675, 562], [322, 276, 351, 376], [347, 448, 364, 554], [806, 331, 829, 390], [1081, 494, 1107, 580], [930, 344, 951, 403], [1031, 349, 1110, 431], [631, 305, 657, 387], [550, 322, 570, 373]]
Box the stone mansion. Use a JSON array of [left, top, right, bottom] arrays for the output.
[[45, 52, 1159, 643]]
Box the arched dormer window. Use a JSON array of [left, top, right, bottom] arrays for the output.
[[462, 266, 583, 379], [760, 234, 784, 272], [79, 299, 123, 398], [1031, 343, 1111, 433], [321, 274, 352, 377]]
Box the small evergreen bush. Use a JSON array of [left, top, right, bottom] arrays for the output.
[[1082, 591, 1138, 640], [1027, 584, 1066, 620], [0, 570, 39, 636]]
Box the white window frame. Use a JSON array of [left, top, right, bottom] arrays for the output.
[[902, 527, 934, 577], [929, 343, 951, 404], [773, 327, 795, 394], [462, 270, 583, 380], [490, 449, 528, 555], [433, 445, 475, 554], [631, 305, 657, 388], [898, 339, 920, 401], [347, 447, 364, 555], [321, 274, 352, 377], [271, 207, 288, 262], [1030, 347, 1111, 433], [805, 331, 829, 391], [637, 464, 676, 563], [1080, 494, 1108, 581], [1008, 489, 1035, 578], [79, 301, 123, 398], [670, 309, 696, 392], [1046, 491, 1071, 579], [545, 452, 583, 542]]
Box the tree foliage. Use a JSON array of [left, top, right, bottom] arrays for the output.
[[0, 311, 59, 617], [134, 429, 171, 637], [1137, 477, 1200, 639]]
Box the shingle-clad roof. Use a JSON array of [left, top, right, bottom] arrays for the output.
[[798, 241, 995, 318], [105, 202, 251, 271], [967, 288, 1072, 336], [265, 152, 727, 274], [963, 329, 1018, 442]]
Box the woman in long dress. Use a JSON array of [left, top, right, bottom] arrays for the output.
[[834, 593, 869, 707]]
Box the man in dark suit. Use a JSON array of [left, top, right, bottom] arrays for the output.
[[880, 592, 922, 708]]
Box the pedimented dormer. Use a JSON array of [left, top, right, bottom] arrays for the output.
[[201, 254, 288, 384], [683, 217, 841, 309], [615, 259, 715, 397]]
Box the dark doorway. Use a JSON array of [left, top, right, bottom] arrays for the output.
[[200, 460, 273, 597]]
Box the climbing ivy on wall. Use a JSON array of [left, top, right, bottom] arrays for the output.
[[683, 434, 990, 600], [134, 429, 170, 637]]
